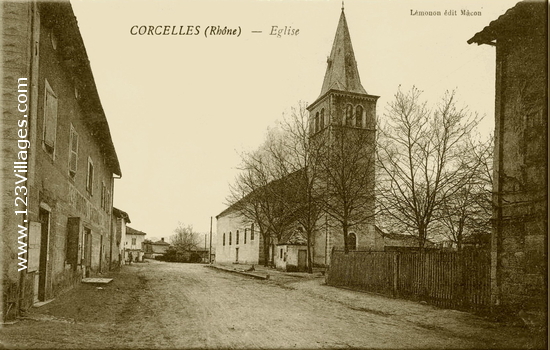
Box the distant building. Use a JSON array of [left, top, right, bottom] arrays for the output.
[[1, 1, 122, 320], [112, 207, 131, 267], [143, 238, 170, 259], [468, 0, 547, 316], [125, 227, 146, 262]]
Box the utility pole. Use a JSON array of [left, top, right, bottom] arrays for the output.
[[209, 216, 212, 264]]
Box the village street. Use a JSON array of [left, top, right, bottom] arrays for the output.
[[0, 260, 542, 349]]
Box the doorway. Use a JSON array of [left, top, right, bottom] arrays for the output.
[[83, 227, 92, 277], [38, 208, 50, 302], [235, 247, 239, 262], [298, 250, 307, 271]]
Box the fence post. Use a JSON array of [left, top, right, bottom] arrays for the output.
[[393, 252, 399, 297]]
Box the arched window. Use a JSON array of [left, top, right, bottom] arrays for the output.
[[236, 230, 239, 244], [223, 233, 226, 246], [320, 108, 325, 129], [251, 224, 255, 240], [229, 231, 232, 245], [355, 105, 363, 127], [244, 228, 247, 244], [345, 104, 353, 125], [315, 112, 320, 133], [348, 232, 357, 251]]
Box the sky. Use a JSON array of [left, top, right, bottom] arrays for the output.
[[70, 0, 519, 243]]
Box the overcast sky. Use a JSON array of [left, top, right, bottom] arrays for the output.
[[71, 0, 518, 242]]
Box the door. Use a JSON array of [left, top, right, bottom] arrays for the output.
[[235, 248, 239, 262], [83, 228, 92, 277], [298, 250, 307, 271], [38, 209, 50, 301]]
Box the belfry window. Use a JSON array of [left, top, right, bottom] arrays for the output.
[[345, 104, 353, 125], [315, 112, 320, 133], [320, 108, 325, 129], [355, 105, 363, 127]]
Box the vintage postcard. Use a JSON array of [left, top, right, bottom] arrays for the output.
[[1, 0, 547, 348]]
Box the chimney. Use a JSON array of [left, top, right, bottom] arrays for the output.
[[161, 237, 164, 242]]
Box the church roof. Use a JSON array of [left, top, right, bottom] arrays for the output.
[[318, 9, 367, 98]]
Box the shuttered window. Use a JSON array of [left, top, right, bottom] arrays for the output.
[[43, 80, 58, 155], [87, 157, 94, 195], [68, 125, 78, 178]]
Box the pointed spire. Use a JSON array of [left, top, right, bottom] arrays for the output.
[[319, 8, 366, 97]]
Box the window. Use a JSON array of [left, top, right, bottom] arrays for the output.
[[101, 181, 106, 210], [348, 232, 357, 251], [345, 104, 353, 126], [315, 112, 319, 132], [229, 232, 232, 245], [68, 125, 78, 178], [43, 80, 58, 156], [105, 190, 111, 212], [236, 230, 239, 245], [132, 238, 136, 245], [355, 105, 363, 127], [251, 224, 254, 240], [86, 157, 94, 195], [280, 249, 283, 259], [223, 233, 226, 246], [320, 108, 325, 129]]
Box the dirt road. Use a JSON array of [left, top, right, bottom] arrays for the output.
[[1, 260, 543, 349]]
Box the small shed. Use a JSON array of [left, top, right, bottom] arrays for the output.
[[275, 230, 308, 272]]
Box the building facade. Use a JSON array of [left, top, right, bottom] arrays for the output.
[[2, 1, 121, 320], [112, 207, 131, 268], [143, 238, 170, 259], [124, 227, 146, 262], [468, 0, 547, 317]]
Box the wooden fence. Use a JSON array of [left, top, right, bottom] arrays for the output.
[[327, 249, 491, 311]]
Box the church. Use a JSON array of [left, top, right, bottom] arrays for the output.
[[216, 6, 389, 269]]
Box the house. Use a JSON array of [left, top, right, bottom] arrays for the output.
[[274, 229, 308, 272], [112, 207, 131, 267], [468, 0, 547, 316], [125, 227, 146, 262], [216, 7, 386, 268], [143, 238, 170, 259], [1, 1, 121, 320]]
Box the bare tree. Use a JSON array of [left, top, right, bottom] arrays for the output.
[[227, 131, 296, 266], [276, 101, 327, 272], [377, 86, 480, 250], [439, 135, 493, 250], [318, 123, 376, 254], [171, 223, 201, 251]]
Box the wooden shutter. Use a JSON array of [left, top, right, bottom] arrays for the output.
[[43, 82, 57, 150], [69, 126, 78, 175], [28, 222, 42, 272]]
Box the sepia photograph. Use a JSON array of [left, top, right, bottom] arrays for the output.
[[0, 0, 547, 348]]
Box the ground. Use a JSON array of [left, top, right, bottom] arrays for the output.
[[0, 260, 545, 349]]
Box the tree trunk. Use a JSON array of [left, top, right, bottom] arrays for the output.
[[307, 232, 313, 274], [343, 224, 349, 254]]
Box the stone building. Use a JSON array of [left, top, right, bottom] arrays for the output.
[[468, 0, 547, 318], [112, 207, 131, 268], [1, 1, 121, 320], [216, 8, 385, 268], [124, 226, 146, 262], [143, 238, 170, 259]]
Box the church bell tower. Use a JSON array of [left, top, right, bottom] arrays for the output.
[[308, 6, 379, 256]]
